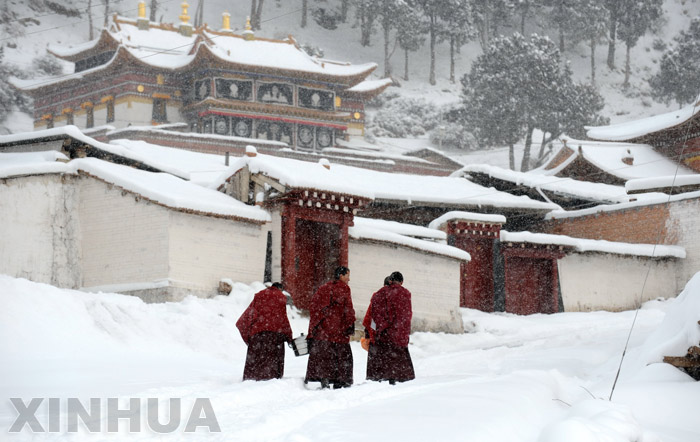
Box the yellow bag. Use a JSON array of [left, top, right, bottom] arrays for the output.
[[360, 337, 370, 351]]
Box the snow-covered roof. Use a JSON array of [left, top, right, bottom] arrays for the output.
[[545, 190, 700, 220], [586, 98, 700, 141], [24, 16, 380, 92], [355, 217, 446, 241], [461, 163, 634, 204], [216, 152, 559, 211], [626, 174, 700, 193], [428, 211, 507, 231], [560, 138, 696, 180], [345, 78, 393, 93], [0, 154, 269, 223], [350, 218, 469, 261], [500, 230, 686, 259]]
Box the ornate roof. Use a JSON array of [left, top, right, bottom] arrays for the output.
[[18, 14, 379, 93]]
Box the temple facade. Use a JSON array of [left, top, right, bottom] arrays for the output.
[[14, 2, 391, 153]]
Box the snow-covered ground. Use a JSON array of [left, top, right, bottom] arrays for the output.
[[2, 274, 700, 441]]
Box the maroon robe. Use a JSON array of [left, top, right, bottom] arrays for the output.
[[365, 283, 415, 383], [236, 287, 293, 381], [305, 280, 356, 386]]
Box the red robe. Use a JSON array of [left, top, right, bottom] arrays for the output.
[[307, 280, 355, 344], [236, 287, 293, 381], [364, 283, 415, 382], [236, 287, 293, 344], [368, 284, 412, 348], [305, 280, 356, 386]]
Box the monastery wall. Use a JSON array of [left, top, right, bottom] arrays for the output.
[[541, 204, 671, 244], [168, 211, 269, 300], [668, 197, 700, 290], [540, 196, 700, 294], [79, 177, 170, 290], [558, 253, 679, 311], [349, 241, 464, 333], [0, 174, 82, 288]]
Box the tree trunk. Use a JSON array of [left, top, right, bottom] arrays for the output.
[[250, 0, 257, 27], [590, 36, 596, 86], [509, 144, 515, 171], [520, 125, 534, 172], [449, 36, 455, 83], [149, 0, 158, 22], [404, 48, 409, 81], [360, 8, 373, 46], [606, 4, 617, 70], [558, 1, 565, 53], [340, 0, 349, 22], [103, 0, 110, 26], [383, 24, 391, 77], [301, 0, 307, 28], [255, 0, 264, 29], [87, 0, 94, 39], [429, 15, 436, 85], [623, 42, 631, 87], [520, 4, 528, 35], [537, 134, 547, 162]]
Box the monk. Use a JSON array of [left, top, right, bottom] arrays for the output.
[[305, 266, 356, 389], [236, 282, 293, 381]]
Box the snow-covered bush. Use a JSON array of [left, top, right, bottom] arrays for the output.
[[429, 122, 478, 150], [366, 94, 441, 138]]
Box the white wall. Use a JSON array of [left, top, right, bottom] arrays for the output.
[[668, 197, 700, 292], [79, 177, 170, 289], [168, 211, 268, 297], [558, 253, 679, 312], [349, 240, 464, 333], [0, 174, 82, 287]]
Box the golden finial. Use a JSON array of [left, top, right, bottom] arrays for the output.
[[222, 12, 231, 31], [179, 2, 190, 24], [138, 1, 146, 19], [243, 15, 254, 40]]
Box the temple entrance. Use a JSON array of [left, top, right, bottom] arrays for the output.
[[294, 219, 341, 308], [458, 237, 495, 311]]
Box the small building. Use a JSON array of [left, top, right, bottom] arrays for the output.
[[586, 95, 700, 172], [0, 153, 270, 301]]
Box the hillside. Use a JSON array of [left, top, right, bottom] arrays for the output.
[[0, 0, 697, 167]]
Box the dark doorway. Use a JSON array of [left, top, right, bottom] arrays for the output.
[[505, 257, 556, 315], [458, 237, 495, 311], [294, 219, 340, 308]]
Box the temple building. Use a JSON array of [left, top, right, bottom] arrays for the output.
[[12, 2, 391, 154]]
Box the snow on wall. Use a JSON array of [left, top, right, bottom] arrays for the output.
[[558, 253, 679, 312], [0, 174, 82, 288], [349, 240, 463, 333], [167, 211, 269, 298]]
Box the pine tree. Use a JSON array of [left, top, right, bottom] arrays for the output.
[[440, 0, 476, 83], [470, 0, 514, 50], [650, 17, 700, 106], [617, 0, 663, 87], [354, 0, 376, 46], [413, 0, 444, 85], [375, 0, 407, 77], [461, 33, 606, 171], [396, 6, 427, 81]]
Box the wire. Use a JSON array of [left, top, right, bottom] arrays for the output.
[[608, 96, 699, 401]]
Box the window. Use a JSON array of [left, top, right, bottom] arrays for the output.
[[152, 98, 167, 123], [257, 83, 293, 105], [65, 111, 73, 125], [298, 88, 334, 111], [256, 120, 292, 144], [215, 78, 252, 101]]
